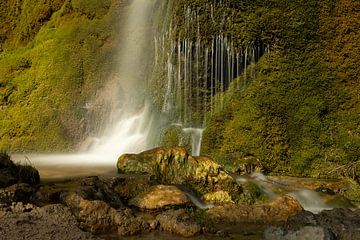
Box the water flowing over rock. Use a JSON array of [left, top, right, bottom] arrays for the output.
[[117, 147, 243, 201]]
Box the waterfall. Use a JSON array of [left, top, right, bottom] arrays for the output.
[[13, 0, 161, 170], [153, 3, 266, 156]]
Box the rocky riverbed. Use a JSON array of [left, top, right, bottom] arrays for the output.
[[1, 149, 360, 240]]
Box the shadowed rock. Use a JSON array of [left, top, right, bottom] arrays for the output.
[[0, 153, 40, 188]]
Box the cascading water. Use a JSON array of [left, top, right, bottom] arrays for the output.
[[13, 0, 160, 176], [236, 172, 334, 213], [154, 3, 265, 156], [182, 128, 204, 156]]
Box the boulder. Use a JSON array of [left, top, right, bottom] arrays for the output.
[[129, 185, 191, 209], [63, 192, 148, 236], [117, 147, 243, 201], [268, 208, 360, 240], [207, 195, 303, 223]]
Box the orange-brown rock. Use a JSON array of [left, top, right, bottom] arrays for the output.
[[207, 195, 303, 223], [129, 185, 191, 209]]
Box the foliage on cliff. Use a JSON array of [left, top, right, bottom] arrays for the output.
[[0, 0, 121, 151], [199, 0, 360, 178]]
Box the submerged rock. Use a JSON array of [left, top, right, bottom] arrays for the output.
[[267, 208, 360, 240], [129, 185, 191, 209], [156, 209, 201, 237], [264, 226, 335, 240], [117, 147, 243, 202]]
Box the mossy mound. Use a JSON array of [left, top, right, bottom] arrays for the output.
[[0, 153, 40, 187], [117, 147, 243, 202]]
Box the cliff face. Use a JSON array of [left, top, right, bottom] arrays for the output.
[[0, 0, 122, 151], [197, 0, 360, 177]]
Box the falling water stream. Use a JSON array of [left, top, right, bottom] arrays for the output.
[[12, 0, 159, 178]]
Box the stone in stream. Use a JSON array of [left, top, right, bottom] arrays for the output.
[[63, 192, 149, 236], [156, 209, 201, 237], [264, 226, 335, 240], [207, 195, 303, 223], [129, 185, 191, 209], [117, 147, 243, 202]]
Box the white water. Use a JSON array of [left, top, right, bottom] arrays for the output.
[[13, 0, 159, 172], [235, 173, 332, 213], [289, 190, 332, 214], [182, 128, 204, 156]]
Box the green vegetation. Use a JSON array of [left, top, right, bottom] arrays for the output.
[[0, 152, 40, 186], [0, 0, 121, 151], [199, 0, 360, 178]]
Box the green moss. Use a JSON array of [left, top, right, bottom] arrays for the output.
[[0, 0, 121, 152], [200, 0, 360, 177]]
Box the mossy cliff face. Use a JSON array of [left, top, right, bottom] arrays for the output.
[[0, 0, 121, 151], [174, 0, 360, 178], [117, 147, 243, 202]]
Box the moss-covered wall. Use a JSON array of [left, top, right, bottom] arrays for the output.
[[197, 0, 360, 178], [0, 0, 122, 151]]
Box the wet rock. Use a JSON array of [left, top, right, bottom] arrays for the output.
[[117, 147, 243, 201], [226, 155, 264, 175], [315, 208, 360, 239], [156, 209, 201, 237], [129, 185, 191, 209], [264, 226, 335, 240], [273, 208, 360, 240], [0, 203, 99, 240], [0, 183, 36, 204], [207, 195, 303, 223], [33, 176, 125, 207], [63, 192, 148, 236], [0, 153, 40, 188], [202, 190, 233, 204]]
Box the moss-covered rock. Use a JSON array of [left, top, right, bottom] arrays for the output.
[[202, 191, 233, 204], [207, 195, 303, 223], [0, 153, 40, 187], [129, 185, 191, 210], [117, 147, 243, 202]]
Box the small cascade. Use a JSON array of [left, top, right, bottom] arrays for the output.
[[288, 190, 332, 213], [182, 128, 204, 156], [235, 172, 334, 214], [154, 4, 266, 123], [154, 3, 266, 156]]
